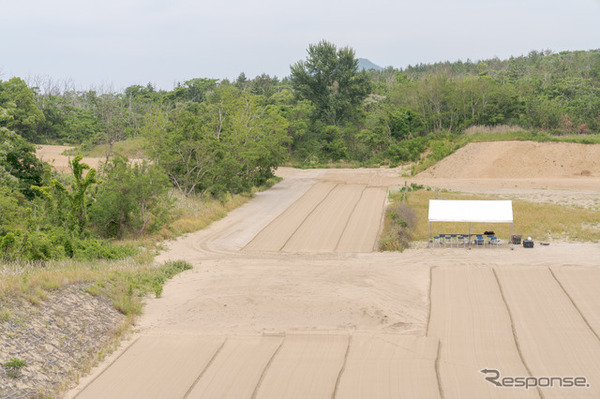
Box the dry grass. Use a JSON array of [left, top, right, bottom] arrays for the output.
[[0, 258, 145, 300], [400, 190, 600, 243], [378, 203, 418, 251], [166, 190, 253, 237], [63, 137, 147, 159], [463, 125, 529, 136]]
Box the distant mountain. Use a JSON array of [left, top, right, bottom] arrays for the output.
[[357, 58, 383, 71]]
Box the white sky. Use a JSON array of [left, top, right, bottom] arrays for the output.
[[1, 0, 599, 90]]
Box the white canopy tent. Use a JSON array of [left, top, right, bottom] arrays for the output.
[[428, 200, 514, 248]]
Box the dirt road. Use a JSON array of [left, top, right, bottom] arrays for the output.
[[66, 143, 600, 398]]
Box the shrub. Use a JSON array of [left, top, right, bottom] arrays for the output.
[[379, 203, 417, 252], [90, 156, 171, 239]]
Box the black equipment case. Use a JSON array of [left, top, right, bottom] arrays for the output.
[[523, 239, 534, 248]]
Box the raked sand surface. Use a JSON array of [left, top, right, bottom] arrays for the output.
[[64, 141, 600, 398]]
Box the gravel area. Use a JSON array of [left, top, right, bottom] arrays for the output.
[[0, 285, 125, 398]]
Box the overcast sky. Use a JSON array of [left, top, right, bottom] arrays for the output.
[[1, 0, 599, 91]]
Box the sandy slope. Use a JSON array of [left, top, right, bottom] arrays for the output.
[[419, 141, 600, 179], [413, 141, 600, 208], [66, 142, 600, 399]]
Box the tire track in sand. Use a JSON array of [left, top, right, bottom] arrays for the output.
[[335, 187, 387, 253], [334, 334, 440, 398], [75, 335, 225, 399], [244, 182, 337, 252], [492, 268, 543, 398], [253, 333, 349, 399], [428, 267, 537, 398], [282, 184, 365, 253], [183, 338, 227, 398], [185, 336, 282, 399], [549, 266, 600, 342], [495, 267, 600, 398]]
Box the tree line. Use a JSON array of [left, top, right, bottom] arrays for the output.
[[1, 42, 599, 260]]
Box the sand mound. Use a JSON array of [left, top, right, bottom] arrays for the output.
[[418, 141, 600, 179]]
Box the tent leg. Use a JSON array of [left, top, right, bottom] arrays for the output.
[[468, 222, 472, 250], [428, 222, 431, 248]]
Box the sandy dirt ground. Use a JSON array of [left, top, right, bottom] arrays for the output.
[[36, 145, 143, 172], [35, 145, 105, 172], [62, 141, 600, 398]]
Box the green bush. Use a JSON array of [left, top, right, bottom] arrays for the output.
[[89, 156, 171, 239]]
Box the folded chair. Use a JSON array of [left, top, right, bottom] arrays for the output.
[[474, 234, 485, 247]]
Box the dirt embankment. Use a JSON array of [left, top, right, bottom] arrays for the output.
[[418, 141, 600, 179], [0, 285, 125, 398], [412, 141, 600, 209]]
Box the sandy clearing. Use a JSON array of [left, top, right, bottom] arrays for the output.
[[428, 267, 537, 399], [186, 336, 282, 399], [495, 267, 600, 398], [335, 334, 440, 398], [36, 144, 144, 173], [336, 187, 387, 253], [254, 333, 349, 399], [36, 145, 107, 172], [74, 335, 224, 399], [282, 184, 365, 252], [136, 256, 429, 336]]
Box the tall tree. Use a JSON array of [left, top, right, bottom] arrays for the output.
[[290, 40, 371, 126], [0, 77, 45, 142]]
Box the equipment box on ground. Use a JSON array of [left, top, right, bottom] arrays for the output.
[[523, 239, 534, 248]]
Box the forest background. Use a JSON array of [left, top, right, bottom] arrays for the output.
[[2, 41, 600, 261]]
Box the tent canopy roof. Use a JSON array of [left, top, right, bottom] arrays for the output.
[[428, 200, 513, 223]]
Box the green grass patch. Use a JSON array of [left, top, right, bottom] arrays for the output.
[[3, 357, 27, 378]]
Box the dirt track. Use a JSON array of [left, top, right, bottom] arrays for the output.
[[245, 183, 387, 253], [63, 141, 600, 398]]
